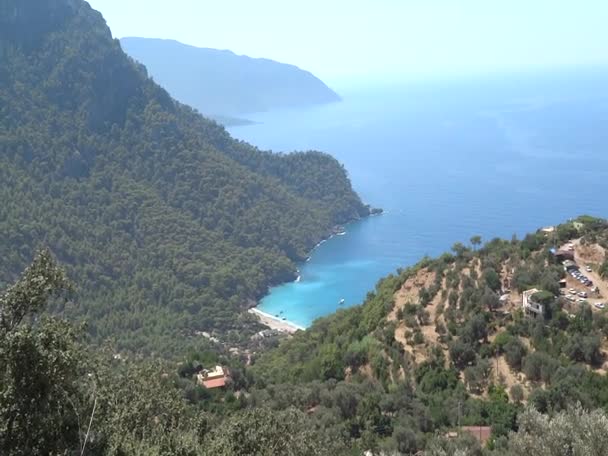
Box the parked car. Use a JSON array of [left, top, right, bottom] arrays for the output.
[[595, 303, 606, 310], [586, 266, 592, 272], [579, 291, 588, 298]]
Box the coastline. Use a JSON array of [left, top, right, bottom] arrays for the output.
[[249, 308, 305, 333], [249, 211, 383, 332]]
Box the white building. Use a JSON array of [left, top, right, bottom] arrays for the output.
[[522, 288, 544, 317]]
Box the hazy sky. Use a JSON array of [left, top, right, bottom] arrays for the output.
[[88, 0, 607, 81]]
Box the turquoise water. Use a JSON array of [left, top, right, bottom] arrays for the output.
[[230, 68, 608, 328]]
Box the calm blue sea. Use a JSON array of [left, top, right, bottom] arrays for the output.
[[229, 67, 608, 328]]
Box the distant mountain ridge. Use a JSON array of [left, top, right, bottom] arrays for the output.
[[120, 37, 341, 120]]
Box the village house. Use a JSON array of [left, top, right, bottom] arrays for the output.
[[197, 365, 229, 389], [522, 288, 544, 317]]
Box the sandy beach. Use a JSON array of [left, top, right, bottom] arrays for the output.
[[249, 308, 304, 333]]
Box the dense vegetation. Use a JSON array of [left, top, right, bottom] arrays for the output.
[[120, 37, 341, 118], [0, 250, 346, 455], [0, 0, 370, 354], [4, 218, 608, 455]]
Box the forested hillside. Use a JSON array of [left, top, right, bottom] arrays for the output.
[[4, 220, 608, 455], [0, 0, 369, 354], [252, 216, 608, 452], [120, 37, 341, 119]]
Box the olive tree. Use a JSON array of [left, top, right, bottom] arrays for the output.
[[509, 405, 608, 455]]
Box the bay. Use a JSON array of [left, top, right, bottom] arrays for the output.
[[229, 67, 608, 328]]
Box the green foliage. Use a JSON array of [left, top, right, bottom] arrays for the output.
[[483, 267, 501, 291], [2, 251, 345, 456], [509, 405, 608, 455], [344, 336, 381, 370], [0, 250, 80, 456], [564, 333, 602, 366], [0, 251, 202, 455], [464, 359, 492, 394], [470, 235, 482, 249], [203, 408, 344, 456], [449, 340, 477, 369], [523, 352, 559, 383], [416, 362, 460, 394], [503, 337, 527, 371], [493, 331, 514, 351], [531, 290, 555, 306], [510, 384, 524, 403], [555, 223, 580, 243]]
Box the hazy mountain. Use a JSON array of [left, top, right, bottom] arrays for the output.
[[120, 37, 341, 120]]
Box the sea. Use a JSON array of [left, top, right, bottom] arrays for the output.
[[229, 66, 608, 328]]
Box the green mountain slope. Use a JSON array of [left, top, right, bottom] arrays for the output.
[[252, 216, 608, 449], [0, 0, 369, 354], [120, 37, 341, 118], [4, 221, 608, 455]]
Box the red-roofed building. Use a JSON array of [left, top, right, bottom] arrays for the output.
[[202, 377, 227, 389], [197, 365, 229, 389]]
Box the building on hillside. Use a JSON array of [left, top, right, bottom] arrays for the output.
[[563, 260, 579, 271], [197, 365, 229, 389], [522, 288, 544, 317]]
